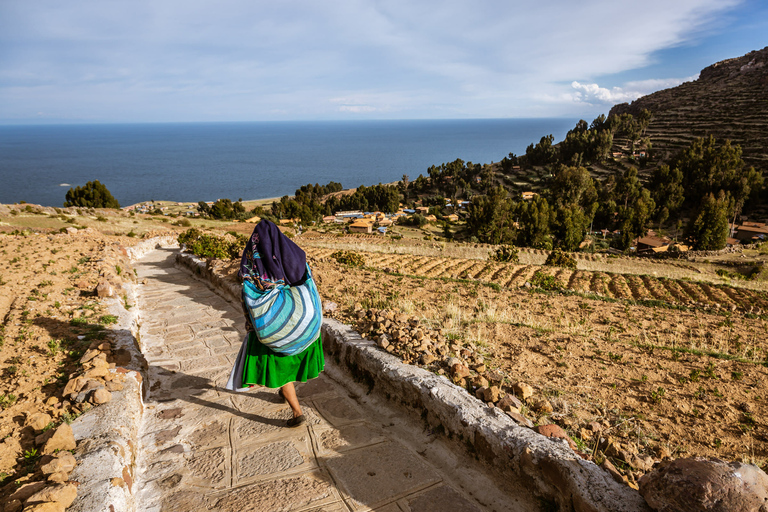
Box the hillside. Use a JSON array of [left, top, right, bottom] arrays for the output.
[[610, 46, 768, 170]]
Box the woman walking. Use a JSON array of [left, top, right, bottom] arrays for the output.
[[225, 219, 324, 427]]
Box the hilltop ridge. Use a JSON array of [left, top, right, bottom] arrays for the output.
[[610, 46, 768, 170]]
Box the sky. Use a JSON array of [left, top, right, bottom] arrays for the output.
[[0, 0, 766, 124]]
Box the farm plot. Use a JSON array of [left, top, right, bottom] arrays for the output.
[[304, 246, 768, 315]]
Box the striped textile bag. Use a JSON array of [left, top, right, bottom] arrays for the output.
[[242, 264, 322, 355]]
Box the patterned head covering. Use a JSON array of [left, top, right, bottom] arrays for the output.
[[238, 219, 307, 286]]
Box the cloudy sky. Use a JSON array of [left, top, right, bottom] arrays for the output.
[[1, 0, 766, 123]]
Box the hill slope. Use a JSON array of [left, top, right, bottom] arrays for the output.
[[610, 46, 768, 170]]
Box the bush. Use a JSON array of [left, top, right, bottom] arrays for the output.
[[331, 250, 365, 267], [544, 248, 577, 269], [178, 228, 246, 260], [489, 244, 519, 263], [64, 180, 120, 208], [178, 228, 203, 246], [530, 270, 562, 290]]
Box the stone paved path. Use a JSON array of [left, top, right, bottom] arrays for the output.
[[133, 248, 537, 512]]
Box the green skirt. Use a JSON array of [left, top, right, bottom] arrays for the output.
[[241, 332, 325, 389]]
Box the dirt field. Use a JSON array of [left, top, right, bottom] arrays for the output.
[[295, 236, 768, 480]]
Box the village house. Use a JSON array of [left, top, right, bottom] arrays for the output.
[[424, 215, 438, 223], [732, 222, 768, 243], [349, 219, 373, 233], [415, 206, 429, 214], [322, 215, 336, 223], [445, 214, 459, 222], [635, 235, 673, 254], [521, 191, 538, 201]]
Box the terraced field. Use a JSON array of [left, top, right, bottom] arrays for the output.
[[304, 246, 768, 314]]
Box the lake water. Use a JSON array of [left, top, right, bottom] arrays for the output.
[[0, 119, 577, 207]]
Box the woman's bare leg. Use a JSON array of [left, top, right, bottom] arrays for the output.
[[280, 382, 302, 418]]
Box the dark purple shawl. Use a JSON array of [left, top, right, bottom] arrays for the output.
[[238, 219, 306, 285]]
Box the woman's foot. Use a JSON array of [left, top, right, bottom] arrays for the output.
[[286, 414, 305, 428]]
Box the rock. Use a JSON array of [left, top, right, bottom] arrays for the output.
[[65, 227, 77, 235], [110, 348, 132, 366], [376, 334, 390, 349], [506, 411, 534, 428], [471, 375, 489, 388], [91, 388, 112, 404], [420, 353, 436, 365], [96, 281, 114, 298], [534, 424, 578, 451], [588, 421, 603, 432], [485, 370, 505, 384], [483, 386, 501, 403], [471, 363, 487, 373], [323, 301, 338, 312], [83, 366, 109, 379], [26, 412, 52, 433], [450, 363, 470, 380], [512, 382, 534, 400], [4, 499, 22, 512], [79, 348, 100, 364], [8, 481, 46, 503], [62, 376, 86, 397], [533, 399, 554, 414], [639, 457, 768, 512], [45, 397, 59, 406], [42, 424, 76, 455], [24, 502, 65, 512], [40, 452, 77, 475], [497, 394, 523, 411], [26, 483, 78, 508], [632, 455, 655, 472], [0, 436, 22, 471], [47, 472, 69, 483], [106, 380, 124, 392], [601, 458, 626, 485]]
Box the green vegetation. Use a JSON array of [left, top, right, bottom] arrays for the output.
[[331, 250, 365, 267], [177, 228, 247, 260], [488, 244, 519, 263], [64, 180, 120, 208], [544, 248, 577, 269]]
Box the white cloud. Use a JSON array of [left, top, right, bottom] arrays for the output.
[[0, 0, 745, 121], [569, 74, 701, 105]]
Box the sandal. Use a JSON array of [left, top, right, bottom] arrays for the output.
[[286, 415, 305, 428]]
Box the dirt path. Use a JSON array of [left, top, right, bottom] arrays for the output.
[[132, 248, 538, 512]]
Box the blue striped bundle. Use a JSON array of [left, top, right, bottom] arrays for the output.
[[242, 265, 322, 355]]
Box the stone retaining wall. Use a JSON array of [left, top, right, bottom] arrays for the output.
[[175, 250, 651, 512], [68, 237, 176, 511]]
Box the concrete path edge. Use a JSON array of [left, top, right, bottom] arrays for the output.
[[68, 237, 178, 512], [175, 249, 651, 512]]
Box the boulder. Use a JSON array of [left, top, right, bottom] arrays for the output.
[[8, 481, 46, 503], [24, 501, 66, 512], [4, 499, 22, 512], [497, 394, 523, 412], [639, 457, 768, 512]]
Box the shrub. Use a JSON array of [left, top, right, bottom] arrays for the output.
[[64, 180, 120, 208], [530, 270, 561, 291], [489, 244, 519, 263], [178, 228, 246, 260], [178, 228, 203, 246], [331, 250, 365, 267], [544, 248, 577, 269]]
